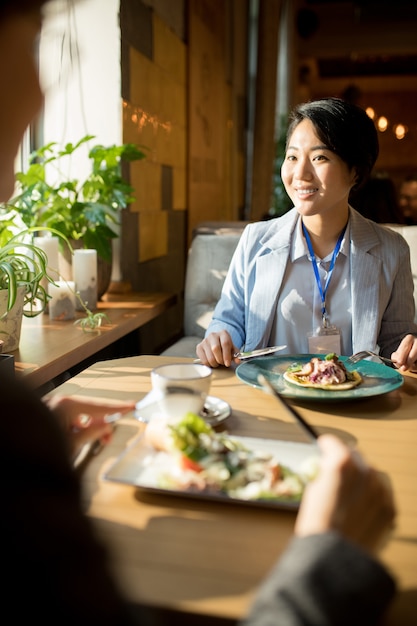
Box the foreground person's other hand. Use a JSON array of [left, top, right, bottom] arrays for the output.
[[196, 330, 240, 367], [45, 395, 136, 457], [295, 434, 396, 555]]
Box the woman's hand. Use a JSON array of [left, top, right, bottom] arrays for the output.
[[295, 434, 396, 555], [45, 395, 136, 457], [196, 330, 240, 367], [391, 334, 417, 371]]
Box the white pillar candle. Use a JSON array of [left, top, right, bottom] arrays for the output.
[[73, 249, 97, 310], [48, 281, 76, 320], [33, 236, 60, 282]]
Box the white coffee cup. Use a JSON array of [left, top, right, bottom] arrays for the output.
[[150, 362, 212, 419]]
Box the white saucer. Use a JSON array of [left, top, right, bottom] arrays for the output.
[[200, 396, 231, 426], [134, 393, 231, 426]]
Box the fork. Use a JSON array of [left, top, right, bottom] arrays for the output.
[[346, 350, 396, 368]]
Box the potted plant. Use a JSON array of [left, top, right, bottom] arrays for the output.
[[0, 209, 63, 351], [5, 134, 146, 297]]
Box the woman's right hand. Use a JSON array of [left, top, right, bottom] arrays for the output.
[[295, 434, 396, 555], [196, 330, 240, 367]]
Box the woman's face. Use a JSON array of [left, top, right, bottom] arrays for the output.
[[281, 118, 356, 220], [0, 9, 44, 202]]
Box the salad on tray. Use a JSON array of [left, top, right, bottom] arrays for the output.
[[144, 413, 316, 503]]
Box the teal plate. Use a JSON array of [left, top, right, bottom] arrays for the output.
[[235, 354, 404, 402]]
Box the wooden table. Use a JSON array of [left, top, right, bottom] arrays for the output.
[[49, 355, 417, 625], [12, 292, 175, 391]]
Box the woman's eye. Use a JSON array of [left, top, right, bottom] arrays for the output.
[[285, 154, 296, 162]]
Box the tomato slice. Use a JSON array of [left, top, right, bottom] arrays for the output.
[[180, 455, 203, 473]]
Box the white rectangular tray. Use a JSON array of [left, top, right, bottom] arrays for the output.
[[105, 434, 318, 510]]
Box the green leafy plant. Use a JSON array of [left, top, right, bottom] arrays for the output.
[[0, 209, 67, 316], [6, 135, 146, 262]]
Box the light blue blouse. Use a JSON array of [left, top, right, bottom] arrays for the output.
[[269, 216, 352, 355], [206, 207, 417, 358]]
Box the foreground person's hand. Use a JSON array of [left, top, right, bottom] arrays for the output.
[[295, 434, 396, 555], [196, 330, 240, 367], [45, 395, 136, 456], [390, 333, 417, 371]]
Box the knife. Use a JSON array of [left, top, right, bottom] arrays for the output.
[[235, 345, 287, 360], [194, 344, 287, 363]]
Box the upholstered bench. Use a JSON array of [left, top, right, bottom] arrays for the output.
[[385, 224, 417, 323], [160, 222, 248, 357]]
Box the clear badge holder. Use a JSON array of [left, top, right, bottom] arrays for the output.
[[308, 317, 341, 354]]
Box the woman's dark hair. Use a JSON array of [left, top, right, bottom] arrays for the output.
[[286, 97, 379, 190]]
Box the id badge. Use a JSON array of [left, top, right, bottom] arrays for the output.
[[308, 324, 341, 354]]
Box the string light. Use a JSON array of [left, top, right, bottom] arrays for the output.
[[366, 106, 410, 140], [393, 124, 408, 140], [122, 100, 172, 134], [377, 116, 388, 132]]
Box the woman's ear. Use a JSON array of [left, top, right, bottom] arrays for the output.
[[350, 167, 360, 189]]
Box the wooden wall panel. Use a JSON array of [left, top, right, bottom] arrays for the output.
[[250, 0, 281, 221], [120, 0, 188, 353], [123, 12, 186, 263], [120, 0, 249, 352], [188, 0, 248, 240], [188, 0, 226, 238]]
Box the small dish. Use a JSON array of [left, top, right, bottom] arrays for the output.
[[201, 396, 231, 425], [134, 393, 231, 425]]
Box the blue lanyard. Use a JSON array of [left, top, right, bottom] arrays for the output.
[[302, 222, 347, 326]]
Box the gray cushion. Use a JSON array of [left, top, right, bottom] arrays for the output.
[[160, 227, 245, 357], [183, 233, 242, 337], [384, 224, 417, 323]]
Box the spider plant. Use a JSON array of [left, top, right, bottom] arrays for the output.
[[0, 209, 69, 316]]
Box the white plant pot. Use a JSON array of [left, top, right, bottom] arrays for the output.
[[0, 286, 26, 352]]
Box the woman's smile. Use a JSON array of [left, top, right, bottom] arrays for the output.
[[294, 186, 319, 198]]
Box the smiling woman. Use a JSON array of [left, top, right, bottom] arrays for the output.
[[196, 97, 417, 372]]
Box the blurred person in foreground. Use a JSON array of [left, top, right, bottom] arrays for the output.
[[0, 1, 396, 625], [399, 172, 417, 225]]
